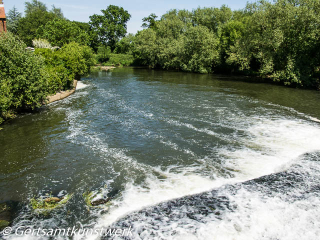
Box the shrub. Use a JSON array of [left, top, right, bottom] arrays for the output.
[[34, 48, 73, 93], [35, 42, 95, 80], [56, 42, 95, 78], [43, 65, 74, 94], [104, 53, 135, 66], [0, 32, 48, 124], [97, 45, 111, 63], [36, 18, 90, 47]]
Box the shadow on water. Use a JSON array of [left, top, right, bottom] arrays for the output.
[[125, 68, 320, 119]]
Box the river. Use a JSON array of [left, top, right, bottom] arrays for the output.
[[1, 68, 320, 239]]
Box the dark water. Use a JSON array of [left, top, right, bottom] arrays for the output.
[[1, 68, 320, 239]]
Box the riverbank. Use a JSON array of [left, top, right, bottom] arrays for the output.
[[0, 80, 79, 127], [92, 65, 116, 71], [0, 33, 95, 126], [47, 80, 78, 104]]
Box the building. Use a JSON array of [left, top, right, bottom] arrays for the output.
[[0, 0, 6, 32]]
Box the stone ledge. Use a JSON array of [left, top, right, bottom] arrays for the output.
[[47, 80, 78, 104]]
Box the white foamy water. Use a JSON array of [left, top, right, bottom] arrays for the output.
[[50, 83, 320, 240], [76, 81, 89, 90], [309, 116, 320, 123], [153, 153, 320, 240], [222, 118, 320, 180], [193, 191, 320, 240], [6, 73, 320, 240], [88, 117, 320, 238]]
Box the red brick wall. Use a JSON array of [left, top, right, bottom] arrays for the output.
[[0, 19, 6, 32]]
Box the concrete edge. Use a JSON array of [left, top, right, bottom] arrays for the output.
[[47, 80, 78, 104]]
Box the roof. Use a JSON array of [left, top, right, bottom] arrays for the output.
[[0, 7, 5, 19]]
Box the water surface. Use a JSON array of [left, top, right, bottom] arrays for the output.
[[1, 68, 320, 239]]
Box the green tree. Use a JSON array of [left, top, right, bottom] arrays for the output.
[[129, 1, 320, 88], [37, 18, 89, 47], [0, 32, 48, 123], [50, 5, 64, 19], [73, 21, 91, 32], [25, 0, 47, 14], [17, 0, 64, 46], [227, 0, 320, 87], [219, 20, 245, 71], [72, 21, 97, 50], [56, 42, 95, 79], [97, 45, 111, 62], [192, 5, 232, 33], [6, 6, 22, 34], [180, 26, 220, 73], [133, 29, 159, 67], [114, 34, 135, 54], [142, 13, 158, 29], [157, 10, 187, 39], [89, 5, 131, 51]]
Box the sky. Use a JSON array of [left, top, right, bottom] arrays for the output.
[[5, 0, 251, 34]]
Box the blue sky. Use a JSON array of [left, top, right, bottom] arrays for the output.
[[5, 0, 251, 34]]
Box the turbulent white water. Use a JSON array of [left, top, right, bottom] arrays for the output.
[[90, 119, 320, 235], [69, 80, 320, 240], [76, 81, 89, 90], [3, 72, 320, 240]]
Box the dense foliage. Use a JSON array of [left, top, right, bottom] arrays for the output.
[[34, 42, 94, 92], [0, 33, 48, 124], [89, 5, 131, 51], [16, 0, 65, 46], [227, 0, 320, 88], [0, 33, 94, 124], [0, 0, 97, 124], [2, 0, 320, 124], [133, 0, 320, 88], [6, 6, 22, 34], [104, 54, 135, 66], [36, 19, 90, 47]]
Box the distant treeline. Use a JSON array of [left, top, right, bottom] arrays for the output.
[[6, 0, 320, 89], [2, 0, 320, 124], [131, 0, 320, 89]]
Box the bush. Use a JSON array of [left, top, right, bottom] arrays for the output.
[[35, 42, 95, 80], [0, 34, 95, 124], [36, 18, 90, 47], [180, 26, 220, 73], [97, 46, 111, 63], [104, 53, 135, 66], [56, 42, 95, 78], [0, 32, 48, 124], [34, 48, 73, 94], [43, 65, 74, 94]]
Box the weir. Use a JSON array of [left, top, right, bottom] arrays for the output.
[[1, 68, 320, 240]]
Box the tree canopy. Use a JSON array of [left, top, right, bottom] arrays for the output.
[[3, 0, 320, 91], [16, 0, 64, 46], [89, 5, 131, 51], [37, 18, 90, 47], [132, 0, 320, 88], [6, 6, 22, 34], [142, 13, 158, 29]]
